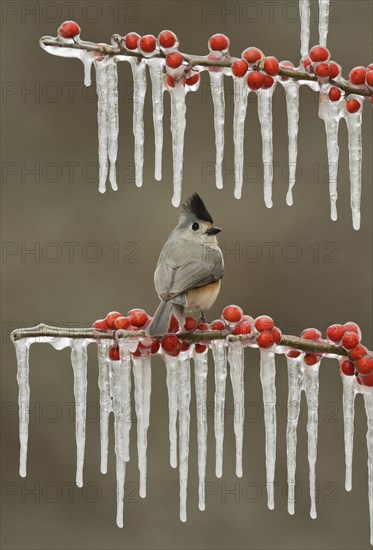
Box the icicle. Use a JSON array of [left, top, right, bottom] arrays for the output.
[[212, 340, 227, 478], [97, 341, 111, 474], [303, 358, 321, 519], [170, 85, 187, 207], [178, 352, 191, 522], [209, 72, 225, 189], [95, 59, 109, 193], [194, 349, 209, 511], [233, 77, 249, 199], [281, 80, 300, 206], [345, 101, 363, 230], [286, 355, 303, 515], [318, 0, 330, 46], [39, 38, 94, 86], [107, 58, 119, 191], [228, 344, 245, 477], [148, 59, 165, 181], [341, 374, 356, 491], [129, 58, 147, 188], [257, 87, 275, 208], [299, 0, 310, 60], [164, 354, 180, 468], [15, 340, 31, 478], [132, 355, 152, 498], [70, 339, 88, 488], [363, 390, 373, 546], [259, 349, 277, 510]]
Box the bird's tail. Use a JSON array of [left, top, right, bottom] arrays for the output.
[[146, 300, 173, 336]]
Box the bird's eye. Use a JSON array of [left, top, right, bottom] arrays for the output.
[[192, 222, 199, 231]]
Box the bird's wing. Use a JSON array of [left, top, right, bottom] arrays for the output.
[[155, 248, 224, 301]]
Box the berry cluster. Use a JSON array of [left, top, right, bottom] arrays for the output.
[[231, 46, 280, 90]]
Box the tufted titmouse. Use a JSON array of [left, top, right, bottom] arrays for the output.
[[146, 193, 224, 336]]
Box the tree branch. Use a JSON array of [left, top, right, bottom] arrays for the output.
[[39, 36, 372, 99]]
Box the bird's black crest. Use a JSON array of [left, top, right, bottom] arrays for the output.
[[182, 193, 213, 223]]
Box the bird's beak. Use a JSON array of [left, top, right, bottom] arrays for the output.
[[206, 226, 222, 235]]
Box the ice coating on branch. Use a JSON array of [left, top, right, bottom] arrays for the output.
[[281, 80, 300, 206], [228, 344, 245, 477], [132, 355, 152, 498], [39, 37, 94, 86], [364, 390, 373, 546], [233, 77, 249, 199], [286, 355, 303, 515], [257, 86, 275, 208], [260, 349, 277, 510], [194, 350, 209, 511], [178, 352, 191, 522], [345, 100, 363, 231], [129, 58, 147, 188], [15, 340, 31, 478], [318, 0, 330, 46], [212, 340, 227, 478], [341, 373, 356, 492], [164, 354, 179, 468], [299, 0, 310, 59], [303, 358, 320, 519], [148, 59, 166, 181], [170, 85, 187, 207], [70, 339, 88, 487], [209, 72, 225, 189], [97, 341, 111, 473]]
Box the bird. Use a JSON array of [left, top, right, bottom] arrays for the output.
[[146, 193, 224, 336]]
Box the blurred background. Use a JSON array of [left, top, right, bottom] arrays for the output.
[[1, 1, 372, 548]]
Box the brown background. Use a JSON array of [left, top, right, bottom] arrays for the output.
[[1, 1, 372, 548]]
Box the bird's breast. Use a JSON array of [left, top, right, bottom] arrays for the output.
[[185, 280, 221, 312]]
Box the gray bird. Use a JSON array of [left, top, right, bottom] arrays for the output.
[[146, 194, 224, 336]]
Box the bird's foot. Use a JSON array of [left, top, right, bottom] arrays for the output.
[[199, 310, 206, 323]]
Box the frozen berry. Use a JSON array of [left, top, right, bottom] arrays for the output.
[[342, 331, 360, 350], [303, 57, 312, 73], [272, 327, 282, 344], [232, 58, 249, 77], [139, 35, 156, 53], [166, 51, 183, 68], [315, 62, 330, 78], [195, 343, 207, 353], [309, 45, 330, 62], [161, 334, 182, 356], [326, 323, 345, 342], [340, 359, 355, 376], [257, 331, 274, 348], [105, 311, 122, 329], [150, 339, 160, 354], [356, 356, 373, 375], [349, 66, 367, 86], [263, 74, 274, 88], [208, 34, 229, 52], [287, 349, 301, 358], [242, 47, 263, 64], [366, 71, 373, 87], [166, 74, 176, 88], [93, 318, 107, 330], [108, 345, 120, 361], [349, 344, 368, 361], [255, 315, 274, 332], [114, 316, 131, 330], [242, 314, 255, 324], [328, 62, 340, 79], [304, 353, 321, 366], [247, 71, 264, 90], [346, 98, 361, 113], [128, 308, 148, 327], [233, 321, 252, 335], [181, 342, 190, 352], [185, 73, 200, 86], [58, 21, 81, 39], [132, 345, 142, 357], [125, 32, 140, 50], [329, 87, 341, 101], [264, 56, 279, 76], [158, 30, 177, 49], [198, 322, 210, 331], [301, 328, 322, 341], [222, 305, 243, 323], [211, 319, 226, 331], [361, 373, 373, 387], [168, 315, 180, 333], [184, 317, 198, 331]]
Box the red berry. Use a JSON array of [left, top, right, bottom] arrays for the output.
[[158, 30, 177, 49], [301, 328, 322, 341], [366, 71, 373, 87], [114, 316, 131, 330], [242, 47, 263, 64], [326, 323, 345, 342], [93, 318, 107, 330], [184, 317, 198, 331], [356, 376, 363, 385], [139, 35, 156, 53], [222, 305, 243, 323], [198, 322, 210, 331], [255, 315, 274, 332], [105, 311, 122, 329], [161, 334, 182, 356], [346, 98, 361, 113], [232, 58, 248, 77], [166, 74, 175, 88], [349, 66, 367, 86], [344, 322, 361, 334], [340, 359, 355, 376], [233, 321, 252, 335], [349, 344, 368, 361], [168, 315, 180, 333], [342, 331, 360, 350], [108, 345, 120, 361], [181, 342, 190, 352], [264, 56, 279, 76], [211, 319, 226, 331], [125, 32, 140, 50], [361, 373, 373, 387], [309, 45, 330, 62], [209, 34, 229, 52], [303, 57, 312, 73], [132, 345, 142, 357], [272, 327, 282, 344], [287, 349, 301, 358], [58, 21, 81, 39], [304, 353, 321, 366], [328, 62, 340, 79], [185, 73, 200, 86], [166, 51, 183, 69], [257, 331, 274, 348], [329, 87, 341, 102], [150, 339, 160, 354], [315, 62, 330, 78], [195, 343, 207, 353], [128, 308, 148, 327], [356, 356, 373, 375], [247, 71, 264, 90], [263, 74, 274, 88]]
